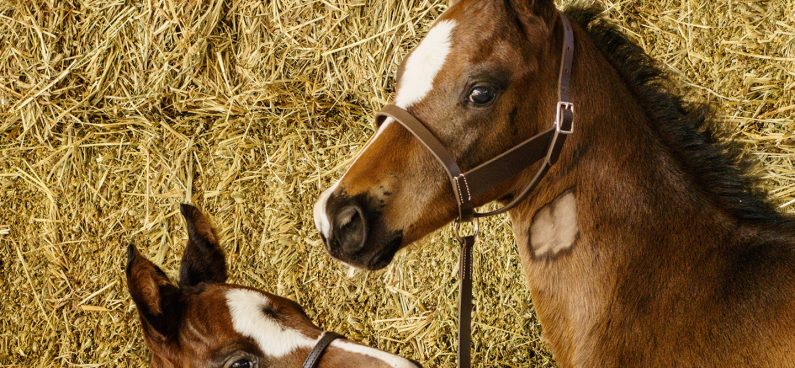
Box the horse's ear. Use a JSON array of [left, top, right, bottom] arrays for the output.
[[178, 204, 228, 288], [507, 0, 556, 29], [126, 244, 183, 341]]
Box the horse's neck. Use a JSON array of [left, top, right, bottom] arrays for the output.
[[507, 29, 740, 365]]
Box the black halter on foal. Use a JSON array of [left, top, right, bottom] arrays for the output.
[[302, 331, 344, 368], [374, 13, 576, 368]]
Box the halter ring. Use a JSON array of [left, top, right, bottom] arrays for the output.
[[453, 217, 479, 243]]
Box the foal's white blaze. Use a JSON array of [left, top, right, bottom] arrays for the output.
[[227, 289, 315, 357], [313, 20, 457, 239], [225, 289, 419, 368], [394, 19, 457, 109]]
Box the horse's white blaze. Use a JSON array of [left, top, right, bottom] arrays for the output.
[[394, 19, 457, 109], [314, 20, 456, 239], [226, 289, 315, 357], [531, 191, 579, 257], [225, 289, 419, 367]]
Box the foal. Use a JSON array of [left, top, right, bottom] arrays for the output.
[[126, 204, 419, 368], [314, 0, 795, 366]]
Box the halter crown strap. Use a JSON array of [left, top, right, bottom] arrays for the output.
[[302, 332, 343, 368]]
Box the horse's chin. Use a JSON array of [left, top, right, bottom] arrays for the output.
[[335, 234, 403, 271], [364, 236, 403, 270]]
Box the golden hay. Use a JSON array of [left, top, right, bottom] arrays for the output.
[[0, 0, 792, 366]]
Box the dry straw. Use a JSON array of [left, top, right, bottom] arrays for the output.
[[0, 0, 793, 367]]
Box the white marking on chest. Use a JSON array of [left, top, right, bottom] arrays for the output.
[[225, 289, 419, 367], [530, 191, 579, 257]]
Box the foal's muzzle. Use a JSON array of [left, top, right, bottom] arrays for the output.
[[320, 192, 403, 270]]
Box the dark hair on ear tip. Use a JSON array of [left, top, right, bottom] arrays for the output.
[[126, 243, 137, 274]]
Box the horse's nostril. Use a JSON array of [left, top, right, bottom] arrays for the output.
[[336, 206, 358, 229], [333, 204, 367, 254]]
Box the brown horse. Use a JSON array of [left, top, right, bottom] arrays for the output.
[[314, 1, 795, 366], [126, 204, 421, 368]]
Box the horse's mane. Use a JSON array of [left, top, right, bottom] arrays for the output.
[[564, 5, 787, 225]]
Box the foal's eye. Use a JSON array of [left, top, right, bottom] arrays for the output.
[[229, 359, 253, 368], [468, 86, 497, 106]]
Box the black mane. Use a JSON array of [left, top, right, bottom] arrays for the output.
[[564, 5, 787, 225]]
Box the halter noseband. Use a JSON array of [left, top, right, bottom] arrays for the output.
[[302, 331, 343, 368], [374, 13, 576, 368]]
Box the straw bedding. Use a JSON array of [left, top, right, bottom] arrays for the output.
[[0, 0, 792, 366]]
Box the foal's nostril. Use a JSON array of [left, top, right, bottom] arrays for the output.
[[333, 204, 368, 254]]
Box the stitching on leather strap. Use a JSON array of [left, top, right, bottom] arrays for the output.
[[455, 174, 472, 205], [458, 174, 472, 202], [454, 176, 465, 205]]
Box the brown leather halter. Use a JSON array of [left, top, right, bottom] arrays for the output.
[[302, 331, 343, 368], [373, 13, 575, 368]]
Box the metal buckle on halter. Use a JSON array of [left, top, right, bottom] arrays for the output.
[[453, 217, 480, 243], [555, 101, 575, 134]]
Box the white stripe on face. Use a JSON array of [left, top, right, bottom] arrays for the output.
[[226, 289, 316, 357], [395, 19, 457, 109], [225, 289, 419, 367], [313, 20, 457, 239]]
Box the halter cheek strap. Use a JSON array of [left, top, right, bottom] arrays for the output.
[[302, 331, 344, 368], [374, 13, 576, 368]]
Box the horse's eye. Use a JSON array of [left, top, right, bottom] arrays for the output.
[[230, 359, 253, 368], [468, 86, 496, 106]]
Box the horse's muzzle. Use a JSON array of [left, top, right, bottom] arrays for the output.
[[316, 191, 402, 270]]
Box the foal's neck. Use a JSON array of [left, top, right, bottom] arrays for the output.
[[506, 23, 740, 366]]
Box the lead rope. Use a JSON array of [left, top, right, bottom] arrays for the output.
[[457, 234, 475, 368]]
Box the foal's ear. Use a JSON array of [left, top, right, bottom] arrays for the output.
[[507, 0, 556, 29], [178, 204, 228, 288], [126, 245, 183, 341]]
